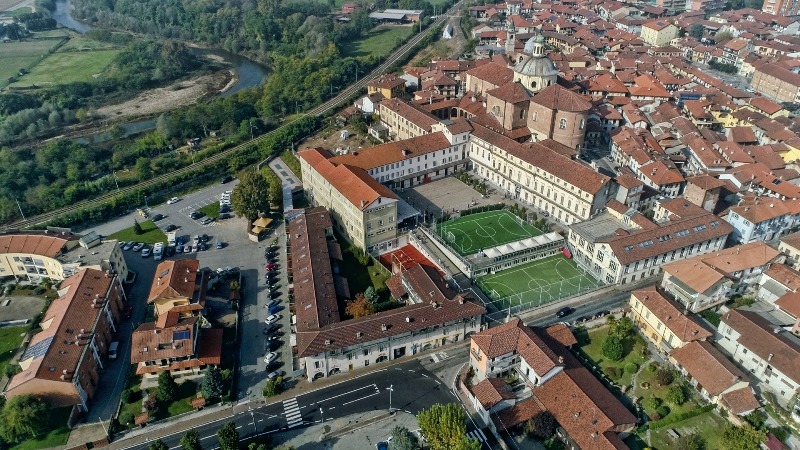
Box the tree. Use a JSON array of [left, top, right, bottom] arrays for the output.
[[263, 377, 281, 397], [346, 292, 375, 319], [180, 428, 202, 450], [364, 286, 379, 304], [715, 31, 733, 43], [677, 434, 705, 450], [613, 316, 633, 338], [656, 367, 675, 386], [135, 157, 152, 180], [231, 169, 271, 220], [201, 367, 225, 400], [721, 424, 766, 450], [417, 403, 479, 450], [133, 219, 144, 235], [745, 410, 767, 429], [690, 23, 704, 40], [149, 440, 169, 450], [666, 384, 686, 406], [524, 411, 557, 439], [389, 426, 418, 450], [602, 334, 624, 361], [217, 421, 240, 450], [157, 371, 178, 403], [0, 394, 49, 443]]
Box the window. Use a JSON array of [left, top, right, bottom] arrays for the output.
[[492, 105, 501, 116], [533, 111, 538, 122], [314, 361, 320, 369], [559, 118, 567, 129], [579, 119, 585, 129], [363, 349, 368, 357], [365, 360, 369, 367]]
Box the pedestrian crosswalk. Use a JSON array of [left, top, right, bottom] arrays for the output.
[[466, 429, 486, 443], [283, 398, 303, 428]]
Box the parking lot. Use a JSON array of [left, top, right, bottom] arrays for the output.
[[86, 181, 291, 413]]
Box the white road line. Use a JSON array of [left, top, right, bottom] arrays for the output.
[[340, 391, 380, 406], [315, 383, 378, 403], [421, 373, 429, 378], [431, 353, 440, 363], [200, 435, 215, 440]]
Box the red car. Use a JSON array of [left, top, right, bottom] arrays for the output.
[[265, 263, 278, 271]]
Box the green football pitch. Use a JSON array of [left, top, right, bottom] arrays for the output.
[[477, 255, 599, 310], [435, 210, 542, 256]]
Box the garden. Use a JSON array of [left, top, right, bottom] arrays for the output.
[[573, 318, 649, 388]]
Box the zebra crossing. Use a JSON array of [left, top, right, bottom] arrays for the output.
[[283, 398, 303, 428], [466, 428, 486, 444]]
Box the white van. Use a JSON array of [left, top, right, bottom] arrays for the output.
[[108, 341, 119, 359], [153, 242, 164, 261]]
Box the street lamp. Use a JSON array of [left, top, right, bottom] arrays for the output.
[[250, 410, 256, 433], [388, 384, 394, 413], [320, 406, 324, 425]]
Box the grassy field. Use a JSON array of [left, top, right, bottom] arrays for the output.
[[9, 407, 71, 450], [0, 326, 26, 377], [477, 255, 599, 310], [437, 210, 542, 256], [574, 326, 649, 388], [0, 39, 63, 85], [343, 25, 416, 58], [1, 6, 31, 17], [108, 220, 167, 244], [10, 49, 119, 87]]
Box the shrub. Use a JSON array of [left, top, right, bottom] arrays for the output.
[[656, 405, 671, 417], [604, 366, 621, 380], [119, 411, 135, 426], [649, 412, 662, 421], [645, 397, 662, 411], [656, 367, 675, 386], [624, 363, 639, 374], [602, 334, 624, 361], [121, 388, 133, 403], [647, 362, 659, 373], [666, 384, 687, 406]]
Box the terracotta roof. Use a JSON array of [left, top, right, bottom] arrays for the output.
[[644, 19, 675, 31], [639, 160, 684, 186], [298, 148, 398, 210], [471, 377, 516, 409], [148, 259, 199, 303], [487, 82, 531, 104], [296, 264, 484, 357], [670, 341, 747, 396], [0, 233, 69, 258], [7, 269, 121, 400], [378, 98, 439, 131], [662, 241, 779, 293], [493, 397, 544, 428], [749, 97, 783, 115], [727, 198, 800, 224], [531, 84, 592, 112], [720, 309, 800, 383], [131, 317, 198, 363], [368, 73, 406, 90], [781, 231, 800, 251], [586, 73, 629, 94], [763, 264, 800, 292], [686, 174, 724, 190], [545, 323, 577, 347], [289, 207, 341, 332], [632, 287, 712, 342], [719, 386, 760, 416], [471, 319, 561, 376], [465, 62, 514, 88], [329, 132, 451, 170], [757, 63, 800, 87], [471, 123, 610, 194], [730, 127, 758, 144]]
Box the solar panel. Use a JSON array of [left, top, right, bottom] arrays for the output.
[[160, 269, 170, 278], [22, 336, 54, 360], [173, 330, 190, 341]]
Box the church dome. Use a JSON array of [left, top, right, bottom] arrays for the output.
[[513, 55, 558, 78], [524, 37, 537, 54]]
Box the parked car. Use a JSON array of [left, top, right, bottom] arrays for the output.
[[185, 245, 192, 253], [221, 175, 233, 184], [165, 246, 176, 257], [268, 304, 283, 314], [266, 370, 284, 380], [219, 213, 232, 220], [141, 247, 152, 257], [200, 217, 214, 225], [265, 314, 281, 324], [190, 211, 205, 220], [122, 241, 135, 251], [266, 263, 278, 271], [167, 197, 180, 205], [375, 442, 388, 450], [175, 245, 183, 254], [555, 307, 573, 318], [165, 224, 178, 232], [151, 213, 165, 221], [267, 298, 280, 308], [132, 242, 145, 252], [216, 241, 224, 249], [263, 352, 278, 364]]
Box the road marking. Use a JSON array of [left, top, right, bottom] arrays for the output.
[[200, 435, 215, 440], [283, 398, 303, 427], [316, 383, 378, 403], [466, 430, 485, 442], [340, 391, 380, 406], [435, 380, 441, 385], [431, 353, 440, 363], [421, 373, 429, 378]]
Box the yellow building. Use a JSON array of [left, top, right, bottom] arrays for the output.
[[640, 20, 679, 47], [299, 148, 399, 253], [367, 74, 406, 99], [628, 286, 712, 353]]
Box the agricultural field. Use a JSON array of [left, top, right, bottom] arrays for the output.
[[343, 25, 416, 58], [0, 38, 63, 85], [0, 5, 31, 17], [9, 49, 119, 87]]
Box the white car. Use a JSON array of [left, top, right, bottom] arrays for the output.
[[141, 247, 151, 257], [153, 243, 164, 261], [265, 314, 281, 325], [122, 241, 135, 251], [167, 197, 180, 205], [263, 352, 278, 364], [132, 242, 144, 252], [267, 370, 283, 379]]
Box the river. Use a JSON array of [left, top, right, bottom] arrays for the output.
[[51, 0, 268, 140]]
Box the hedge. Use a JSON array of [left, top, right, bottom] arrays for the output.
[[645, 404, 717, 430]]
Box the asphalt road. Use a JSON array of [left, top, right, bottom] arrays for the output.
[[116, 359, 479, 450], [527, 291, 630, 328]]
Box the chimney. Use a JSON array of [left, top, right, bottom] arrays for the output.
[[356, 331, 364, 339], [381, 324, 388, 331], [325, 339, 331, 346], [405, 316, 412, 323], [361, 200, 366, 208], [768, 353, 774, 361]]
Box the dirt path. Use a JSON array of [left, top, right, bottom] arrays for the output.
[[95, 71, 231, 120]]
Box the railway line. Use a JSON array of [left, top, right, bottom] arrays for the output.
[[0, 4, 460, 232]]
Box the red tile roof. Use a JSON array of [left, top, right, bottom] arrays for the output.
[[465, 62, 514, 88], [721, 309, 800, 383], [148, 259, 199, 303], [328, 132, 451, 170], [670, 341, 747, 396], [531, 84, 592, 112], [720, 386, 760, 416], [0, 233, 69, 258], [471, 319, 560, 375], [471, 377, 516, 408], [487, 82, 531, 104], [632, 287, 712, 342]]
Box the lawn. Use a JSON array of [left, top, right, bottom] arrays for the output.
[[477, 255, 599, 310], [0, 326, 27, 377], [1, 6, 32, 17], [199, 202, 220, 220], [58, 34, 120, 51], [336, 233, 391, 298], [574, 325, 649, 388], [9, 407, 71, 450], [632, 364, 702, 418], [10, 49, 120, 87], [437, 210, 543, 256], [343, 25, 416, 58], [280, 149, 302, 180], [644, 409, 727, 450], [0, 39, 63, 85], [108, 220, 167, 244], [153, 381, 198, 420]]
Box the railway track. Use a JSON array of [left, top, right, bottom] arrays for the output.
[[0, 4, 460, 232]]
